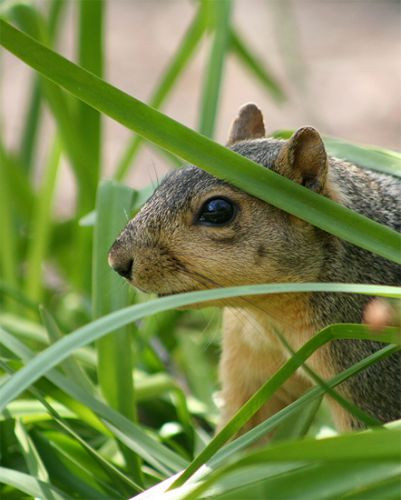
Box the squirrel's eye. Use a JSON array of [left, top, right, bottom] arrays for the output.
[[197, 198, 236, 226]]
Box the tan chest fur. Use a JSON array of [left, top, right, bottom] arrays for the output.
[[218, 293, 353, 433]]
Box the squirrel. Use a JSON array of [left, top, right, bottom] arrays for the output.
[[108, 103, 401, 434]]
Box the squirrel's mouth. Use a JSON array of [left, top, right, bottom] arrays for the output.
[[157, 289, 192, 298]]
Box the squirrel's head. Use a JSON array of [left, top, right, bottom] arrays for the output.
[[108, 104, 334, 305]]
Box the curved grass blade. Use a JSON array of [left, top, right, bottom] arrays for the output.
[[325, 135, 401, 178], [0, 282, 399, 412], [0, 466, 67, 499], [1, 361, 142, 495], [18, 0, 66, 169], [188, 457, 401, 500], [0, 327, 188, 475], [209, 343, 399, 467], [170, 325, 400, 489], [132, 344, 399, 499], [230, 28, 285, 102], [1, 20, 399, 263]]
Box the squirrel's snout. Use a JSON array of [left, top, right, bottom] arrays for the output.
[[108, 249, 134, 280]]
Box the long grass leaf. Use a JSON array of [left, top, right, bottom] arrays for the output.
[[77, 0, 103, 179], [198, 0, 231, 137], [0, 283, 399, 411], [170, 325, 400, 488], [40, 306, 94, 393], [230, 28, 285, 102], [208, 343, 398, 470], [0, 140, 18, 293], [1, 20, 399, 262], [133, 344, 399, 499], [18, 0, 65, 169], [93, 180, 142, 481], [1, 360, 142, 494], [25, 137, 61, 303], [0, 466, 67, 499], [0, 327, 188, 475]]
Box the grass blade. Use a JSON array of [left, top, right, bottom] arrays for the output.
[[170, 324, 400, 488], [1, 20, 399, 263], [93, 180, 143, 481], [208, 343, 399, 471], [0, 141, 18, 302], [198, 0, 231, 137], [0, 282, 399, 412], [77, 0, 103, 179], [25, 137, 61, 303], [0, 466, 67, 499], [230, 28, 285, 102], [0, 327, 188, 475], [18, 0, 66, 169]]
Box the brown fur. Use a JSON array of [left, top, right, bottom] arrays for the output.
[[108, 103, 401, 436]]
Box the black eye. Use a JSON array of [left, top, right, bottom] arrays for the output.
[[197, 198, 236, 226]]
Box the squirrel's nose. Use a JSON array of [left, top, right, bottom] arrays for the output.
[[108, 252, 134, 280]]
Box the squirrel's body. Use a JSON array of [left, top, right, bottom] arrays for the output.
[[109, 104, 401, 433]]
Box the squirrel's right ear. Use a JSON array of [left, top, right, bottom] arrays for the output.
[[275, 127, 328, 193], [226, 103, 265, 145]]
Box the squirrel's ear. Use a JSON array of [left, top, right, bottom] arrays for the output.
[[275, 127, 328, 192], [226, 103, 265, 145]]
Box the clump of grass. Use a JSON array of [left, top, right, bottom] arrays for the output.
[[0, 1, 400, 498]]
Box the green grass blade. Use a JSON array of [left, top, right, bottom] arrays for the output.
[[1, 20, 399, 263], [0, 400, 74, 423], [0, 282, 399, 412], [40, 306, 94, 393], [325, 135, 401, 177], [77, 0, 103, 179], [93, 180, 142, 481], [93, 180, 137, 414], [31, 432, 112, 499], [198, 0, 231, 137], [12, 368, 142, 495], [230, 28, 285, 102], [182, 428, 401, 500], [269, 396, 322, 444], [0, 327, 188, 475], [25, 137, 61, 303], [115, 4, 206, 180], [230, 426, 401, 464], [14, 420, 50, 483], [19, 80, 42, 170], [18, 0, 66, 169], [8, 8, 95, 209], [0, 139, 35, 219], [0, 466, 68, 499], [194, 460, 401, 500], [0, 141, 18, 294], [170, 325, 400, 488], [344, 475, 401, 499], [208, 343, 398, 470]]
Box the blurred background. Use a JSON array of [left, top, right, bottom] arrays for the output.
[[2, 0, 400, 218]]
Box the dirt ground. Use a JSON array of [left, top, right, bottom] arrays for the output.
[[2, 0, 400, 214]]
